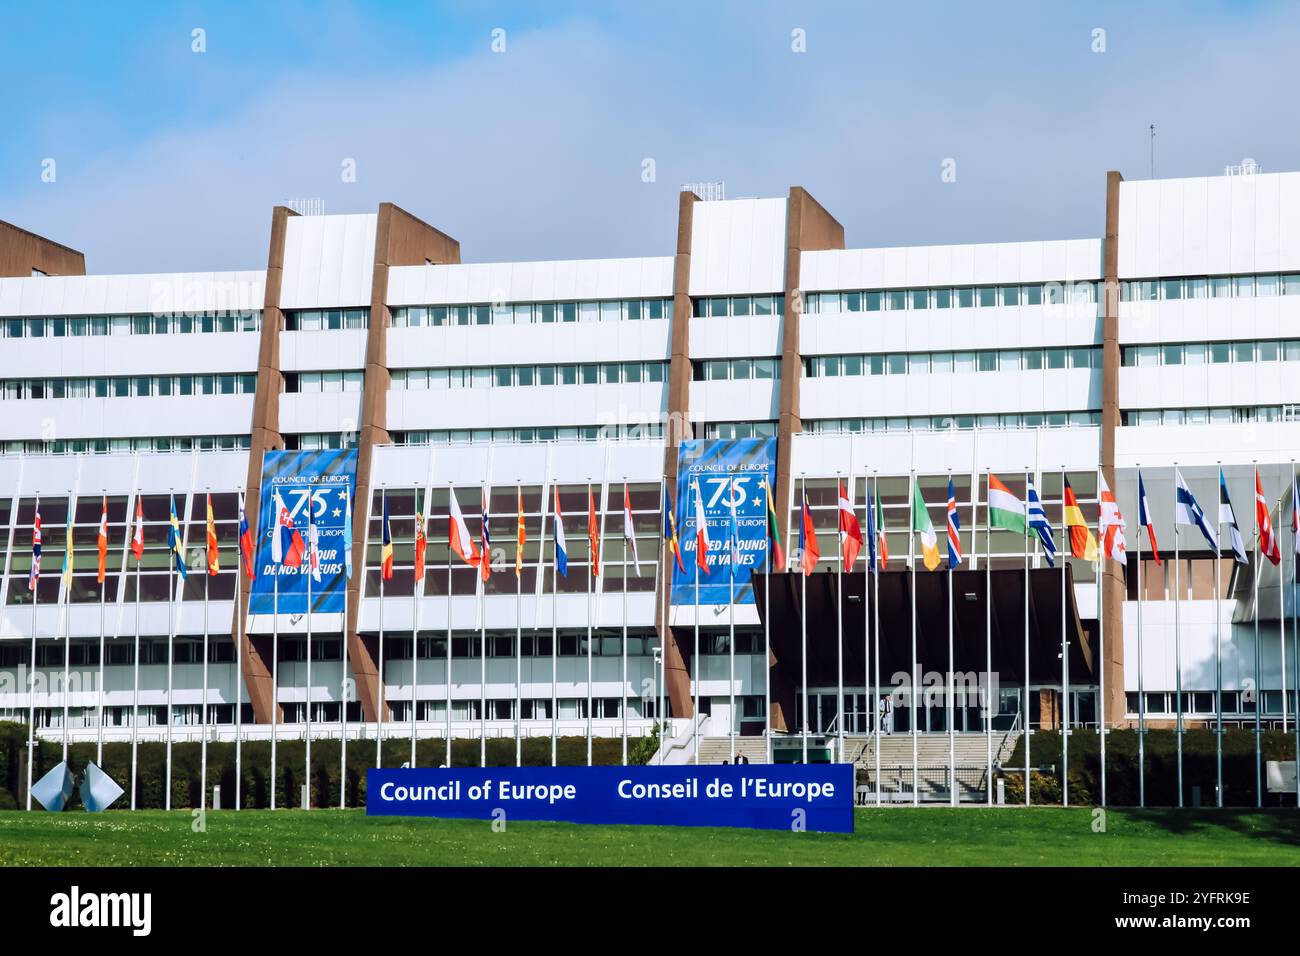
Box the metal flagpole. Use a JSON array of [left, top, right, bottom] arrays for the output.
[[410, 485, 420, 768], [946, 473, 955, 807], [873, 474, 882, 806], [376, 488, 388, 771], [235, 506, 244, 811], [1215, 464, 1223, 807], [800, 475, 808, 765], [585, 481, 594, 768], [131, 494, 141, 811], [1293, 460, 1300, 807], [835, 471, 844, 766], [697, 477, 704, 767], [1024, 470, 1031, 808], [1174, 464, 1184, 808], [1136, 470, 1146, 809], [61, 491, 75, 765], [1253, 467, 1262, 809], [26, 496, 38, 812], [622, 481, 630, 766], [517, 483, 524, 768], [480, 485, 488, 769], [1097, 464, 1106, 809], [1278, 479, 1288, 738], [165, 492, 175, 811], [764, 478, 772, 764], [1060, 469, 1068, 809], [909, 468, 919, 806], [550, 486, 558, 768], [200, 491, 211, 814], [861, 469, 869, 752], [96, 494, 108, 766], [272, 545, 280, 808], [731, 476, 739, 763], [305, 482, 314, 807], [448, 484, 455, 768], [984, 468, 992, 807]]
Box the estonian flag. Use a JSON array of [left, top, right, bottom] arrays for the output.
[[1219, 469, 1247, 564]]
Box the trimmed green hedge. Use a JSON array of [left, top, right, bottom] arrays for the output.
[[0, 721, 628, 810], [1004, 728, 1298, 807]]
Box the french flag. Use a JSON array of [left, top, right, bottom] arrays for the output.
[[693, 479, 711, 575], [1137, 470, 1161, 565], [272, 491, 306, 568]]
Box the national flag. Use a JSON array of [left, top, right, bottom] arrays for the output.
[[96, 496, 109, 585], [60, 512, 74, 591], [798, 491, 819, 576], [238, 494, 256, 577], [553, 485, 569, 578], [168, 494, 188, 579], [306, 490, 322, 584], [1219, 470, 1247, 564], [1137, 471, 1161, 565], [447, 489, 480, 567], [873, 487, 889, 570], [379, 492, 393, 580], [838, 480, 863, 571], [945, 477, 962, 568], [1026, 478, 1057, 567], [1293, 475, 1300, 556], [1256, 469, 1281, 566], [587, 487, 600, 578], [273, 490, 305, 570], [205, 493, 220, 576], [339, 488, 353, 581], [1063, 477, 1098, 561], [1098, 474, 1127, 563], [693, 479, 711, 575], [761, 478, 785, 572], [515, 488, 527, 578], [910, 479, 940, 571], [1175, 469, 1220, 553], [479, 488, 492, 583], [29, 503, 41, 590], [988, 474, 1027, 534], [622, 483, 640, 575], [130, 494, 144, 563], [413, 490, 428, 585], [663, 486, 685, 574]]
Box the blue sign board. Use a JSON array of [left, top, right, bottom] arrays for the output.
[[366, 764, 853, 834], [672, 437, 777, 606], [250, 449, 357, 614]]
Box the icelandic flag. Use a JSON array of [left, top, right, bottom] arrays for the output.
[[239, 494, 256, 577], [168, 494, 188, 580], [1175, 469, 1219, 553], [1026, 478, 1057, 567], [1137, 471, 1161, 565], [272, 490, 306, 568], [341, 487, 354, 580], [945, 477, 962, 568], [552, 485, 568, 578], [1219, 470, 1248, 563], [693, 479, 712, 575]]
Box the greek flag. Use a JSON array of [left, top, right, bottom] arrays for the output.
[[1026, 478, 1057, 567], [1175, 469, 1219, 551]]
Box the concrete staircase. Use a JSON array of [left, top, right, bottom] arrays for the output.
[[847, 732, 1020, 803], [695, 736, 770, 765]]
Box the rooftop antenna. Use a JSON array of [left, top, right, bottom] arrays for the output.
[[1149, 124, 1156, 179]]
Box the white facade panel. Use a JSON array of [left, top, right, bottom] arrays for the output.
[[279, 392, 364, 435], [388, 318, 671, 370], [688, 380, 780, 423], [687, 198, 787, 296], [279, 213, 377, 309], [386, 256, 674, 306], [2, 332, 257, 378], [279, 329, 368, 371], [0, 395, 253, 442], [800, 304, 1100, 355], [0, 271, 264, 317], [687, 316, 782, 359], [386, 382, 668, 432]]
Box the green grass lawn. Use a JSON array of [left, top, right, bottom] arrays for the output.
[[1, 807, 1296, 866]]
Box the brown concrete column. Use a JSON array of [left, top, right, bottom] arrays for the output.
[[0, 221, 84, 276], [1100, 171, 1127, 727], [657, 190, 698, 718], [236, 205, 296, 723], [770, 186, 844, 732], [345, 203, 460, 722]]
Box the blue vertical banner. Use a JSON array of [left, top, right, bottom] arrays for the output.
[[250, 449, 358, 614], [672, 437, 777, 606]]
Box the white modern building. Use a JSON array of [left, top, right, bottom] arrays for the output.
[[1, 167, 1298, 782]]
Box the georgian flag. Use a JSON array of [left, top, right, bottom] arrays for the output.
[[693, 479, 711, 576], [622, 483, 640, 574], [272, 490, 306, 568], [447, 488, 480, 567], [838, 480, 863, 571], [1098, 474, 1127, 563], [1255, 469, 1281, 566]]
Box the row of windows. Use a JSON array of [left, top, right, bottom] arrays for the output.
[[391, 298, 673, 328], [285, 370, 365, 393], [691, 358, 780, 382], [803, 282, 1097, 315], [1, 312, 262, 339], [1125, 690, 1298, 717], [703, 421, 778, 440], [1121, 273, 1300, 302], [393, 423, 666, 446], [806, 412, 1101, 435], [689, 295, 785, 318], [284, 432, 359, 451], [1, 373, 256, 401], [803, 346, 1102, 378], [1121, 340, 1300, 367], [283, 308, 369, 331], [1123, 405, 1300, 426], [391, 361, 669, 391], [0, 435, 252, 457]]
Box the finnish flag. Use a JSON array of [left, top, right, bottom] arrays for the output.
[[1174, 469, 1219, 552]]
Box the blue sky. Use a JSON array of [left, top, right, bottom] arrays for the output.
[[1, 1, 1297, 273]]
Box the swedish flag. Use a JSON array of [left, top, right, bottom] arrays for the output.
[[168, 494, 187, 580]]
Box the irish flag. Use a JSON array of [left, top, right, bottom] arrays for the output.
[[987, 474, 1027, 534], [910, 479, 940, 571]]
